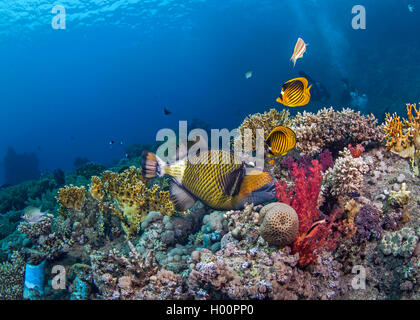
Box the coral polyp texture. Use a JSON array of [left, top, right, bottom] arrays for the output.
[[291, 107, 383, 156], [1, 106, 420, 301], [259, 202, 299, 247]]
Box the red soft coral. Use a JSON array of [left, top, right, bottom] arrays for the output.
[[275, 159, 341, 267], [348, 144, 365, 158]]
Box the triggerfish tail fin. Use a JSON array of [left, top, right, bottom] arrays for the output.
[[142, 151, 166, 178], [169, 179, 196, 211]]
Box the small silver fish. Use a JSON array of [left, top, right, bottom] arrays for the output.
[[245, 70, 253, 79], [21, 207, 52, 224]]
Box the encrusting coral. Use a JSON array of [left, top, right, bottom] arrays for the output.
[[259, 202, 299, 247], [89, 166, 175, 237], [384, 103, 420, 175]]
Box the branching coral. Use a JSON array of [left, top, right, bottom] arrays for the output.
[[89, 166, 175, 238], [291, 107, 382, 156], [384, 103, 420, 175], [323, 148, 370, 199], [234, 109, 291, 151]]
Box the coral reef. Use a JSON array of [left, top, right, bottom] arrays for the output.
[[384, 103, 420, 175], [235, 109, 291, 151], [0, 251, 25, 300], [1, 106, 419, 301], [89, 166, 175, 237], [323, 147, 370, 200], [291, 107, 382, 156]]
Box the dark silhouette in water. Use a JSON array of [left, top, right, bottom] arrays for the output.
[[164, 108, 172, 115], [53, 168, 66, 187], [340, 78, 354, 105], [298, 71, 330, 103], [3, 147, 40, 185], [73, 157, 90, 168]]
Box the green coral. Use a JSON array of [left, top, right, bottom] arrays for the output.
[[0, 251, 25, 300], [379, 227, 419, 258]]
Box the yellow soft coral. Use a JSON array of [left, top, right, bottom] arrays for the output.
[[89, 166, 175, 237], [384, 104, 420, 175], [56, 185, 89, 216]]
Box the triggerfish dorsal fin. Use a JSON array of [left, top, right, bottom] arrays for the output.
[[222, 165, 246, 198], [169, 179, 196, 212]]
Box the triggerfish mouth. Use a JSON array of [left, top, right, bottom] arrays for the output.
[[290, 37, 308, 67], [142, 149, 276, 211], [276, 77, 312, 107], [266, 126, 296, 158]]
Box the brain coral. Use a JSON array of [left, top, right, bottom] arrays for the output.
[[259, 202, 299, 247]]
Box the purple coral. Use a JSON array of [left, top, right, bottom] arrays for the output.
[[355, 205, 383, 242], [319, 149, 333, 172]]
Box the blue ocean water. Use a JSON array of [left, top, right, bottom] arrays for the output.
[[0, 0, 419, 184]]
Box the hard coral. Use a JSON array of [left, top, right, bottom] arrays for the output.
[[323, 148, 370, 199], [56, 185, 89, 216], [235, 109, 291, 151], [259, 202, 299, 248], [291, 107, 382, 156], [89, 166, 175, 238], [384, 103, 420, 174]]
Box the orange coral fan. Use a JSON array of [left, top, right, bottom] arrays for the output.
[[406, 103, 420, 149], [56, 185, 89, 216], [384, 103, 420, 175], [89, 166, 175, 237]]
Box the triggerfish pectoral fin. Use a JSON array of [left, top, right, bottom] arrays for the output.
[[169, 179, 196, 212]]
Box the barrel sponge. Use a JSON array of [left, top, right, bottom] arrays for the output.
[[259, 202, 299, 247]]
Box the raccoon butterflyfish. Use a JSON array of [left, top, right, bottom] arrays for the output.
[[290, 37, 308, 67], [266, 126, 296, 158], [142, 149, 276, 211], [276, 77, 312, 107]]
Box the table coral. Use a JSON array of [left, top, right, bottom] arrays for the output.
[[291, 107, 382, 156], [89, 166, 175, 237]]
